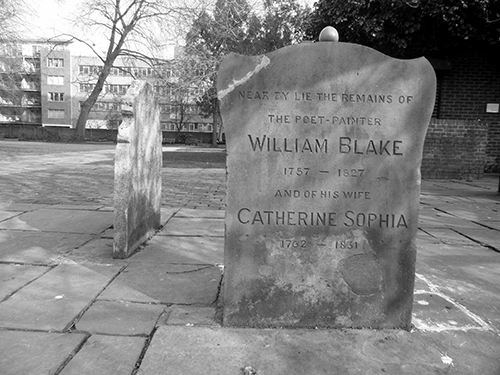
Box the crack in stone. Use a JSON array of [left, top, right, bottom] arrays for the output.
[[164, 265, 214, 274]]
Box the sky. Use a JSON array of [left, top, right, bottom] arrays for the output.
[[19, 0, 92, 55], [20, 0, 317, 58]]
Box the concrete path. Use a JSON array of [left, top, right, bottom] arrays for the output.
[[0, 140, 499, 374]]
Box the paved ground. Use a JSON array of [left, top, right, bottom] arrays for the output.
[[0, 141, 226, 209], [0, 140, 499, 375]]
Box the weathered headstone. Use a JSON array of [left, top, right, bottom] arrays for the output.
[[218, 33, 436, 329], [113, 80, 162, 259]]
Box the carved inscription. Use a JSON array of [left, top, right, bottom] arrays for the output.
[[248, 135, 403, 156], [236, 88, 414, 249], [237, 208, 408, 228], [238, 91, 414, 104]]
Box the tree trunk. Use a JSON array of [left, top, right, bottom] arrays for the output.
[[74, 62, 113, 141], [75, 102, 92, 140], [212, 96, 217, 147]]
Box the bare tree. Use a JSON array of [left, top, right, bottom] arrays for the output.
[[67, 0, 202, 140], [0, 0, 29, 124], [0, 0, 23, 41], [185, 0, 309, 145]]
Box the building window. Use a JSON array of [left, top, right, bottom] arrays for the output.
[[48, 92, 64, 101], [79, 65, 90, 74], [47, 58, 64, 68], [92, 101, 121, 111], [79, 65, 103, 75], [47, 75, 64, 85], [48, 109, 65, 119], [32, 45, 41, 56], [79, 83, 95, 92]]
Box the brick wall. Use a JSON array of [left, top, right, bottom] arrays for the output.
[[422, 119, 488, 179], [433, 51, 500, 172]]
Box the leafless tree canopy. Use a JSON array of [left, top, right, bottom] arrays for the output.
[[70, 0, 207, 139]]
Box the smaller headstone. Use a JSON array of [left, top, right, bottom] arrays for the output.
[[113, 80, 162, 259]]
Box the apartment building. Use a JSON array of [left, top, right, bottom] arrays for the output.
[[0, 39, 72, 129], [1, 40, 213, 137], [73, 56, 212, 134]]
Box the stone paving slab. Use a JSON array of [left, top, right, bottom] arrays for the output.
[[59, 334, 146, 375], [103, 263, 222, 304], [138, 326, 452, 375], [428, 202, 499, 221], [412, 292, 483, 331], [0, 208, 113, 234], [76, 300, 165, 335], [165, 305, 219, 326], [415, 244, 500, 329], [0, 210, 22, 222], [131, 235, 224, 265], [49, 204, 106, 211], [158, 217, 224, 237], [419, 215, 485, 231], [97, 278, 161, 304], [418, 208, 485, 229], [419, 228, 483, 246], [0, 264, 118, 331], [0, 264, 51, 301], [0, 202, 50, 212], [176, 208, 225, 218], [480, 219, 500, 231], [65, 237, 115, 264], [0, 330, 87, 375], [0, 231, 93, 264], [452, 227, 500, 250], [95, 208, 178, 243]]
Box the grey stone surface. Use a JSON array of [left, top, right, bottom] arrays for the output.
[[218, 42, 436, 328], [97, 277, 160, 303], [0, 231, 93, 264], [160, 207, 179, 224], [50, 204, 105, 211], [415, 238, 500, 329], [481, 220, 500, 231], [59, 335, 146, 375], [176, 208, 225, 218], [158, 217, 224, 237], [131, 235, 223, 265], [0, 264, 117, 330], [0, 330, 86, 375], [137, 326, 452, 375], [0, 264, 50, 301], [0, 210, 21, 222], [114, 80, 162, 259], [0, 202, 50, 212], [76, 300, 165, 335], [420, 228, 480, 246], [413, 291, 484, 330], [103, 262, 222, 304], [0, 208, 113, 234], [65, 237, 115, 264], [452, 227, 500, 250], [165, 305, 219, 326]]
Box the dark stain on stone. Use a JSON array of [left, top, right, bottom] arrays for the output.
[[338, 253, 382, 296]]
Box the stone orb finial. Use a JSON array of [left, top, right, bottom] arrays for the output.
[[319, 26, 339, 42]]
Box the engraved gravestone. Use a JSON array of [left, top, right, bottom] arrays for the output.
[[218, 30, 436, 329]]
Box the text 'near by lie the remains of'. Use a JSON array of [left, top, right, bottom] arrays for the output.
[[218, 35, 436, 329]]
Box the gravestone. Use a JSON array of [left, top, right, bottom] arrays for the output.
[[113, 80, 162, 259], [218, 30, 436, 329]]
